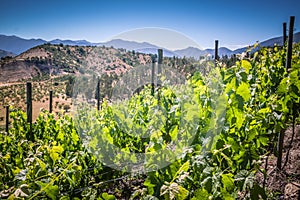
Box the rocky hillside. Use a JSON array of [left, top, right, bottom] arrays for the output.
[[0, 44, 154, 82]]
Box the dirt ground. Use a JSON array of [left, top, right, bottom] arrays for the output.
[[257, 125, 300, 199], [0, 96, 72, 127]]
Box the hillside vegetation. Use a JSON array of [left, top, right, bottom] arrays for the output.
[[0, 43, 155, 82], [0, 43, 200, 126]]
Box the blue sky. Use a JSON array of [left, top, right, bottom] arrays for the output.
[[0, 0, 300, 50]]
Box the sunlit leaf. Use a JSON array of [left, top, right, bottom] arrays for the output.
[[236, 82, 250, 102]]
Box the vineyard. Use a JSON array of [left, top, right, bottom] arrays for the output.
[[0, 41, 300, 200]]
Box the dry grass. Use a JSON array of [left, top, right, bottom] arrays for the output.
[[0, 79, 72, 126]]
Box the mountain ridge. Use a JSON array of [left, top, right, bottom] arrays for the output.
[[0, 35, 46, 55], [1, 32, 300, 59], [176, 32, 300, 58]]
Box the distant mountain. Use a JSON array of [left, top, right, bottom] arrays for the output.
[[174, 47, 204, 58], [177, 32, 300, 59], [0, 35, 162, 55], [175, 46, 233, 58], [49, 39, 93, 46], [233, 32, 300, 55], [0, 35, 96, 55], [0, 35, 46, 55], [0, 49, 15, 58], [97, 39, 182, 57], [98, 39, 159, 51], [261, 32, 300, 47], [1, 32, 300, 58], [218, 47, 235, 56]]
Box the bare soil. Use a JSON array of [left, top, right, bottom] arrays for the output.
[[257, 125, 300, 199]]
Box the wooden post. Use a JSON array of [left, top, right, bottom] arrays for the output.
[[96, 77, 100, 111], [215, 40, 219, 67], [277, 129, 285, 169], [5, 105, 9, 133], [283, 22, 287, 46], [151, 57, 155, 96], [26, 82, 32, 124], [157, 49, 163, 101], [172, 56, 176, 68], [49, 90, 53, 113], [277, 16, 295, 170], [26, 82, 33, 141], [286, 16, 295, 71], [157, 49, 163, 79]]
